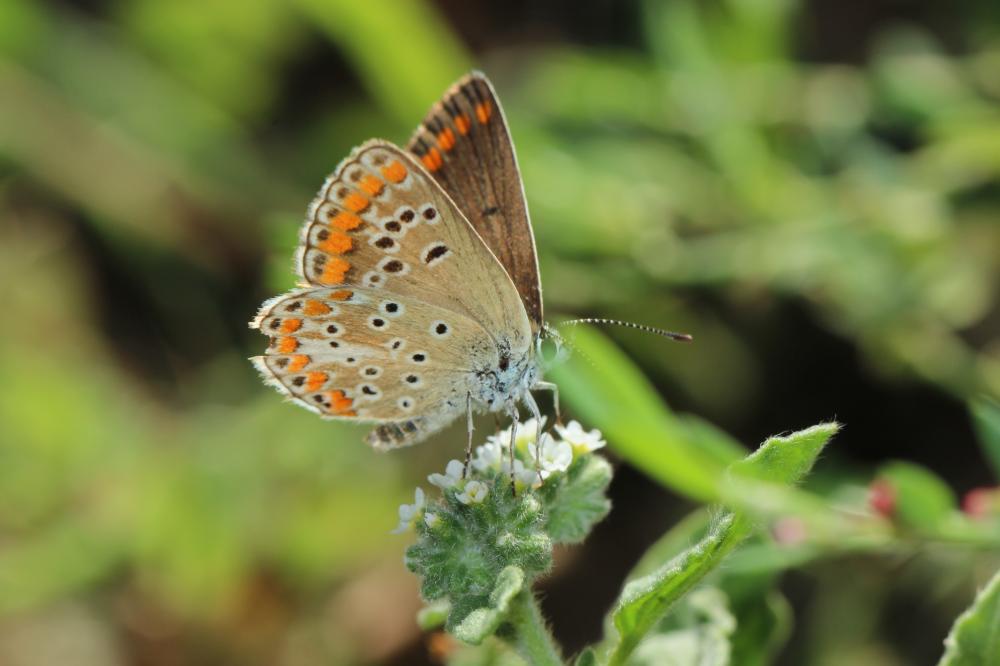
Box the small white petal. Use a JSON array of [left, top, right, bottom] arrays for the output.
[[423, 512, 440, 528], [445, 459, 465, 478], [391, 487, 426, 533], [457, 480, 489, 505], [555, 420, 606, 453], [429, 459, 465, 488], [473, 438, 506, 472]]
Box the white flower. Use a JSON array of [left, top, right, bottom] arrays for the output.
[[391, 487, 425, 534], [555, 420, 606, 455], [502, 458, 543, 489], [456, 480, 489, 505], [472, 437, 506, 473], [488, 417, 548, 455], [423, 512, 440, 528], [528, 433, 573, 479], [428, 459, 465, 489]]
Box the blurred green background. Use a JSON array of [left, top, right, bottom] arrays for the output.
[[1, 0, 999, 664]]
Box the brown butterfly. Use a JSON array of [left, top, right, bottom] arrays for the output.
[[250, 72, 559, 459]]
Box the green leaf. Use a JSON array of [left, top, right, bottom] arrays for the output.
[[575, 648, 599, 666], [628, 587, 735, 666], [550, 326, 744, 502], [879, 460, 957, 531], [726, 577, 792, 666], [625, 510, 713, 581], [453, 566, 525, 645], [939, 568, 1000, 665], [600, 423, 838, 665], [729, 424, 839, 485], [543, 455, 613, 544], [607, 513, 750, 665], [972, 399, 1000, 479]]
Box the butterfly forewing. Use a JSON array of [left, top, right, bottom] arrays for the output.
[[406, 72, 543, 331], [296, 140, 530, 352]]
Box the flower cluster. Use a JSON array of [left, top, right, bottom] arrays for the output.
[[394, 419, 612, 636], [393, 418, 606, 533]]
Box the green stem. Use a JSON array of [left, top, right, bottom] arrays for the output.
[[506, 590, 564, 666]]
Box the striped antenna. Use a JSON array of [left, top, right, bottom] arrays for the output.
[[559, 318, 693, 342]]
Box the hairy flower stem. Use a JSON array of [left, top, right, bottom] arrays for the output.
[[504, 590, 563, 666]]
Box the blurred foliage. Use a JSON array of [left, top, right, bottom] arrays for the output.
[[939, 567, 1000, 665], [0, 0, 998, 664]]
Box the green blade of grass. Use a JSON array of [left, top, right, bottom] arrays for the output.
[[550, 325, 744, 502]]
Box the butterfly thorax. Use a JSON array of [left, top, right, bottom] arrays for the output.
[[470, 334, 541, 413]]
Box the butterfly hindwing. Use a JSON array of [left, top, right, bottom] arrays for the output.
[[251, 286, 494, 446], [406, 72, 543, 331]]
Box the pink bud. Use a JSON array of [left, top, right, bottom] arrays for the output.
[[869, 479, 896, 517], [962, 487, 999, 519], [772, 517, 807, 545]]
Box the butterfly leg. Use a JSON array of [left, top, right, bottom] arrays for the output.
[[534, 381, 561, 426], [462, 393, 474, 478], [506, 403, 520, 494], [522, 390, 545, 486]]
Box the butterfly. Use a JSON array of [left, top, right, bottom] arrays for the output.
[[250, 72, 560, 456]]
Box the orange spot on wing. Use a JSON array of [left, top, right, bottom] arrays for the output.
[[381, 160, 407, 183], [421, 147, 443, 172], [323, 390, 355, 415], [342, 192, 370, 213], [453, 114, 471, 135], [303, 300, 331, 316], [359, 174, 384, 197], [320, 257, 351, 284], [319, 231, 353, 255], [329, 289, 352, 301], [280, 318, 302, 334], [278, 337, 299, 354], [287, 355, 309, 372], [330, 211, 362, 231], [437, 127, 456, 151], [306, 371, 328, 392], [475, 101, 492, 124]]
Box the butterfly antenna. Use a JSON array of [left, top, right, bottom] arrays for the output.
[[560, 318, 693, 342]]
